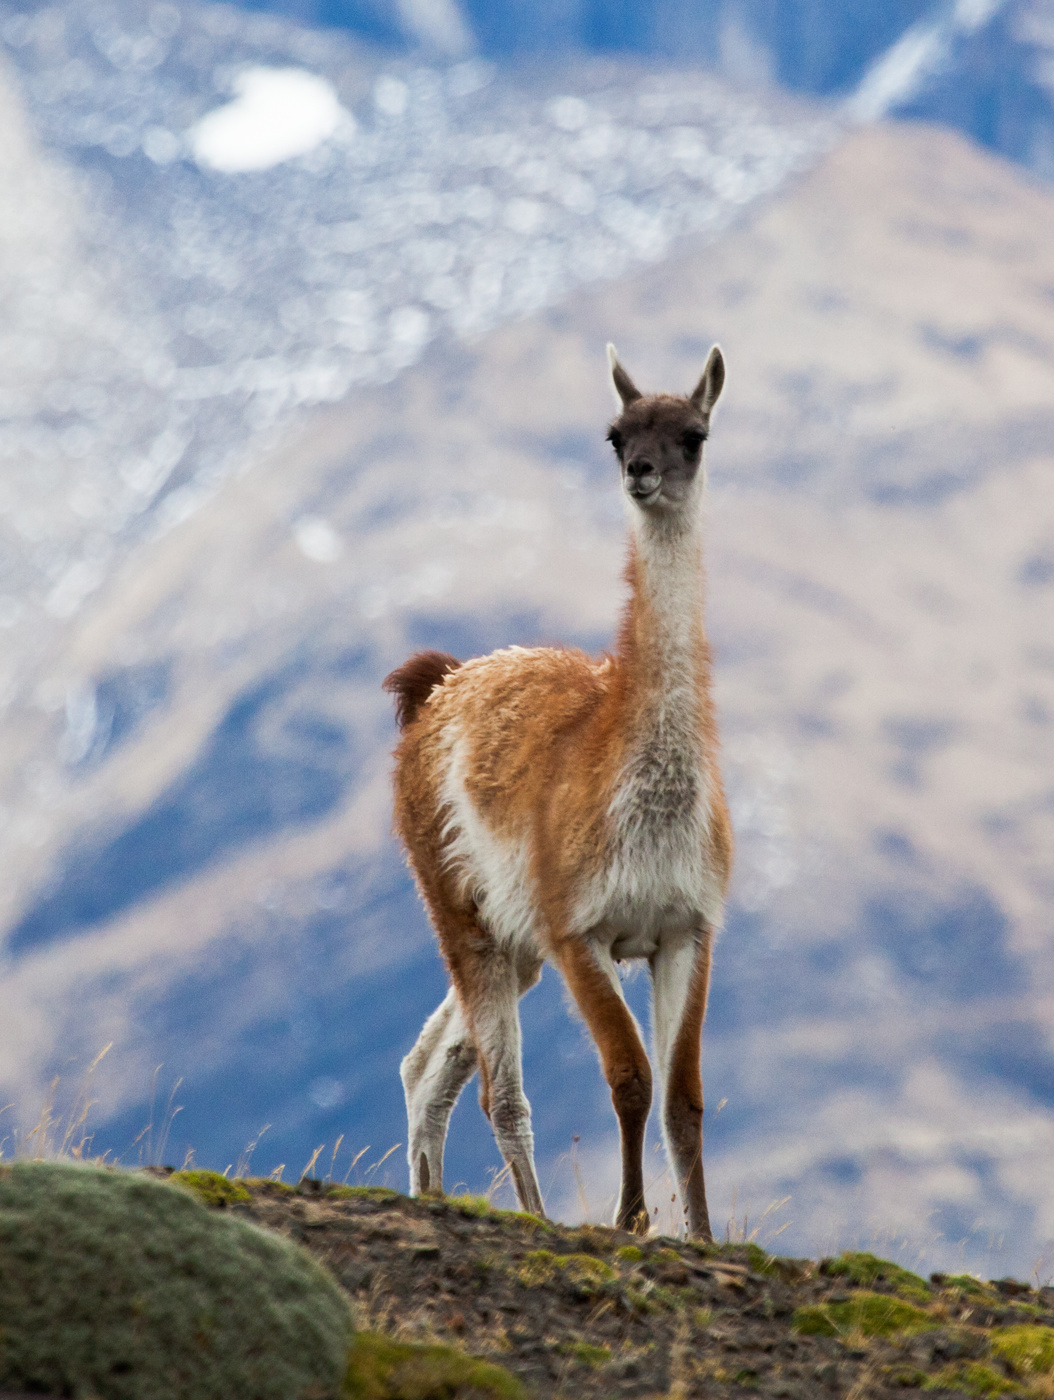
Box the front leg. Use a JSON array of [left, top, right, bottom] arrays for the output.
[[551, 938, 653, 1233], [650, 928, 713, 1241]]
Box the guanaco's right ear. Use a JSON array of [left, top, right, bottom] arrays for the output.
[[607, 343, 642, 410]]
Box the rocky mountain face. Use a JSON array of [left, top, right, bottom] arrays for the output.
[[0, 0, 1052, 1280]]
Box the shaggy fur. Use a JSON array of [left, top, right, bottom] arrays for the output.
[[383, 651, 463, 730]]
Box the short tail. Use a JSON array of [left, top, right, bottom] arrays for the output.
[[382, 650, 462, 730]]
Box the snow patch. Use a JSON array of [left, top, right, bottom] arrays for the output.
[[190, 68, 349, 173]]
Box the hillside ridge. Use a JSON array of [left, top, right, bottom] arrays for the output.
[[161, 1169, 1054, 1399]]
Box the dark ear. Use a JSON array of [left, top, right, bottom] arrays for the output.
[[689, 345, 725, 416], [607, 342, 642, 409]]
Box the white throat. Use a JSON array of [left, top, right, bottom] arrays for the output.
[[630, 493, 706, 686]]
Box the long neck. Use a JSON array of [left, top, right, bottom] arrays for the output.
[[615, 507, 710, 728]]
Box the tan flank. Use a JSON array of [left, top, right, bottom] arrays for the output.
[[384, 347, 733, 1240]]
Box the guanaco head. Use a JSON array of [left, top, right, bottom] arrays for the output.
[[605, 345, 725, 514]]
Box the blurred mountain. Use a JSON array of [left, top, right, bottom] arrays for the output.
[[0, 0, 832, 1173], [0, 0, 1052, 1276], [232, 0, 1054, 183]]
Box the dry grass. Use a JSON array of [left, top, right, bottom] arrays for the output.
[[0, 1044, 114, 1164]]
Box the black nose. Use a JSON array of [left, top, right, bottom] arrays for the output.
[[626, 458, 655, 480], [625, 458, 659, 496]]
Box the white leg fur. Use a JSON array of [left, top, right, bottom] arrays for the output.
[[471, 953, 546, 1217], [650, 932, 709, 1201], [401, 987, 477, 1196]]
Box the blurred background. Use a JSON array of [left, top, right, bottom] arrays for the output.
[[0, 0, 1052, 1275]]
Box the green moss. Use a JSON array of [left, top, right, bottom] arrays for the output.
[[622, 1285, 658, 1314], [558, 1341, 611, 1368], [326, 1186, 400, 1202], [0, 1162, 352, 1400], [561, 1224, 615, 1256], [942, 1274, 998, 1299], [615, 1244, 645, 1264], [820, 1251, 931, 1302], [793, 1291, 938, 1339], [742, 1243, 778, 1277], [245, 1177, 297, 1195], [989, 1325, 1054, 1377], [447, 1194, 493, 1217], [620, 1280, 681, 1315], [925, 1363, 1017, 1396], [885, 1367, 929, 1389], [170, 1168, 251, 1208], [345, 1332, 526, 1399], [493, 1209, 550, 1230], [515, 1249, 616, 1290], [646, 1284, 683, 1311]]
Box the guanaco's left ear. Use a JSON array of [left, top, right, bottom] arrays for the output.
[[689, 345, 725, 417], [607, 343, 642, 409]]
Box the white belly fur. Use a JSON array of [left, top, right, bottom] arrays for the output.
[[437, 725, 724, 960]]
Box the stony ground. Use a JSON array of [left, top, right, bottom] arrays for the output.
[[161, 1172, 1054, 1399]]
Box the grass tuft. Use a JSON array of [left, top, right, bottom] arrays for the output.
[[615, 1244, 645, 1264], [344, 1331, 526, 1399], [558, 1340, 611, 1369], [988, 1325, 1054, 1378], [924, 1362, 1017, 1396], [327, 1186, 400, 1203], [741, 1242, 779, 1277], [448, 1193, 493, 1218], [941, 1274, 999, 1299], [793, 1291, 939, 1339], [820, 1251, 931, 1301], [515, 1249, 616, 1291], [244, 1176, 298, 1195]]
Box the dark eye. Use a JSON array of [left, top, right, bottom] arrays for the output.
[[682, 430, 705, 455], [607, 426, 623, 453]]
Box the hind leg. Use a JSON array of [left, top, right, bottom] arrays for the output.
[[470, 952, 545, 1215], [401, 988, 477, 1196], [454, 942, 546, 1217]]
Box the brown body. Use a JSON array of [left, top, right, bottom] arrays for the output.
[[386, 345, 731, 1238]]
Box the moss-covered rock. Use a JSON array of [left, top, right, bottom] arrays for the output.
[[988, 1324, 1054, 1378], [514, 1249, 615, 1291], [326, 1185, 400, 1203], [344, 1332, 526, 1399], [924, 1362, 1017, 1395], [447, 1193, 492, 1217], [793, 1290, 938, 1339], [558, 1341, 611, 1368], [820, 1251, 931, 1301], [940, 1274, 999, 1300], [0, 1161, 352, 1400], [170, 1168, 252, 1208], [615, 1244, 645, 1264]]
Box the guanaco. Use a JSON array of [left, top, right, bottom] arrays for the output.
[[384, 344, 731, 1239]]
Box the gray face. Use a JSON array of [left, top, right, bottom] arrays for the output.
[[607, 398, 709, 514]]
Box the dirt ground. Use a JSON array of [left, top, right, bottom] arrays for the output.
[[162, 1172, 1054, 1399]]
